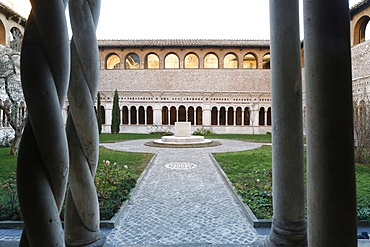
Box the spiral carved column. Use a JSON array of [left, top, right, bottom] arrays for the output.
[[17, 0, 70, 246], [65, 0, 103, 246]]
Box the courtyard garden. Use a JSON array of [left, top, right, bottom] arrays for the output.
[[1, 133, 370, 222]]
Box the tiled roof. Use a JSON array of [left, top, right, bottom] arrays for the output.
[[98, 39, 270, 48], [0, 2, 26, 26], [350, 0, 370, 17]]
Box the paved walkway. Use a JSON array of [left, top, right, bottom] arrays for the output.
[[101, 139, 267, 246], [0, 139, 268, 246]]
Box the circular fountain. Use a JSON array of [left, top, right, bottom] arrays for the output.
[[152, 122, 213, 146]]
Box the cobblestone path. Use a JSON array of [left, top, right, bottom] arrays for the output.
[[101, 139, 268, 246]]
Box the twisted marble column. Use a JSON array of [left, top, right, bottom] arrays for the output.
[[64, 0, 103, 246], [17, 0, 70, 246]]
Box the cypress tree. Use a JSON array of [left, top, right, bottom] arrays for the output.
[[111, 89, 120, 134], [97, 92, 102, 134]]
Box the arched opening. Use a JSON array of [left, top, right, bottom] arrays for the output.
[[145, 53, 160, 69], [227, 107, 234, 125], [259, 107, 265, 125], [220, 107, 226, 125], [223, 53, 238, 69], [0, 21, 6, 46], [122, 106, 128, 124], [147, 106, 153, 125], [211, 107, 218, 125], [130, 106, 137, 125], [170, 106, 176, 125], [106, 53, 120, 69], [262, 53, 270, 69], [162, 106, 169, 125], [243, 53, 257, 69], [188, 106, 194, 124], [165, 53, 179, 69], [236, 107, 242, 125], [178, 105, 186, 122], [138, 106, 145, 124], [196, 106, 203, 125], [125, 53, 140, 69], [184, 53, 199, 68], [354, 15, 370, 45], [204, 53, 219, 69], [244, 107, 251, 125], [267, 107, 272, 126], [100, 105, 106, 124]]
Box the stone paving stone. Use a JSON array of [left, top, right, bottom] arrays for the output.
[[101, 139, 267, 246]]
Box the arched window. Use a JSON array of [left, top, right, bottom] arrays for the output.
[[165, 53, 179, 69], [145, 53, 160, 69], [220, 107, 226, 125], [10, 27, 22, 49], [122, 106, 128, 124], [170, 106, 177, 124], [211, 107, 218, 125], [178, 105, 186, 121], [204, 53, 218, 69], [227, 107, 234, 125], [130, 106, 137, 125], [243, 53, 257, 69], [267, 107, 272, 126], [162, 106, 169, 125], [184, 53, 199, 68], [223, 53, 238, 69], [100, 105, 106, 124], [354, 16, 370, 45], [0, 21, 5, 46], [125, 53, 140, 69], [147, 106, 153, 125], [106, 53, 120, 70], [236, 107, 242, 125], [188, 106, 194, 125], [138, 106, 145, 124], [259, 107, 265, 125], [262, 53, 270, 69], [244, 107, 251, 125], [196, 106, 203, 125]]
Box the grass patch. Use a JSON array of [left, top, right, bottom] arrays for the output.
[[0, 146, 154, 221], [204, 133, 271, 143], [100, 133, 162, 143]]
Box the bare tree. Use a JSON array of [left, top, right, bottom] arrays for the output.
[[0, 46, 27, 156]]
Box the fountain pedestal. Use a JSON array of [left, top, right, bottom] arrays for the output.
[[154, 122, 212, 145]]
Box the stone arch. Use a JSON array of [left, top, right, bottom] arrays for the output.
[[267, 107, 272, 126], [259, 107, 265, 125], [243, 53, 258, 69], [188, 106, 194, 124], [122, 106, 128, 124], [0, 20, 5, 46], [220, 106, 226, 125], [147, 106, 153, 125], [125, 53, 140, 69], [227, 106, 234, 125], [262, 53, 270, 69], [106, 53, 120, 69], [204, 52, 219, 69], [196, 106, 202, 125], [145, 53, 160, 69], [244, 107, 251, 125], [236, 107, 242, 125], [162, 106, 169, 125], [170, 106, 177, 124], [211, 106, 218, 125], [223, 53, 238, 69], [130, 106, 137, 124], [178, 105, 186, 122], [165, 53, 180, 69], [354, 15, 370, 45], [184, 53, 199, 68], [138, 106, 145, 124], [100, 105, 106, 124]]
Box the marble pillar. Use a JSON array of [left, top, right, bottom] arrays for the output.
[[269, 0, 306, 246], [304, 0, 357, 246]]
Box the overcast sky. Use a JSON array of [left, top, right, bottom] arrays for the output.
[[4, 0, 365, 40]]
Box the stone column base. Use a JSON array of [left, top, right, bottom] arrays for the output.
[[269, 218, 307, 246]]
